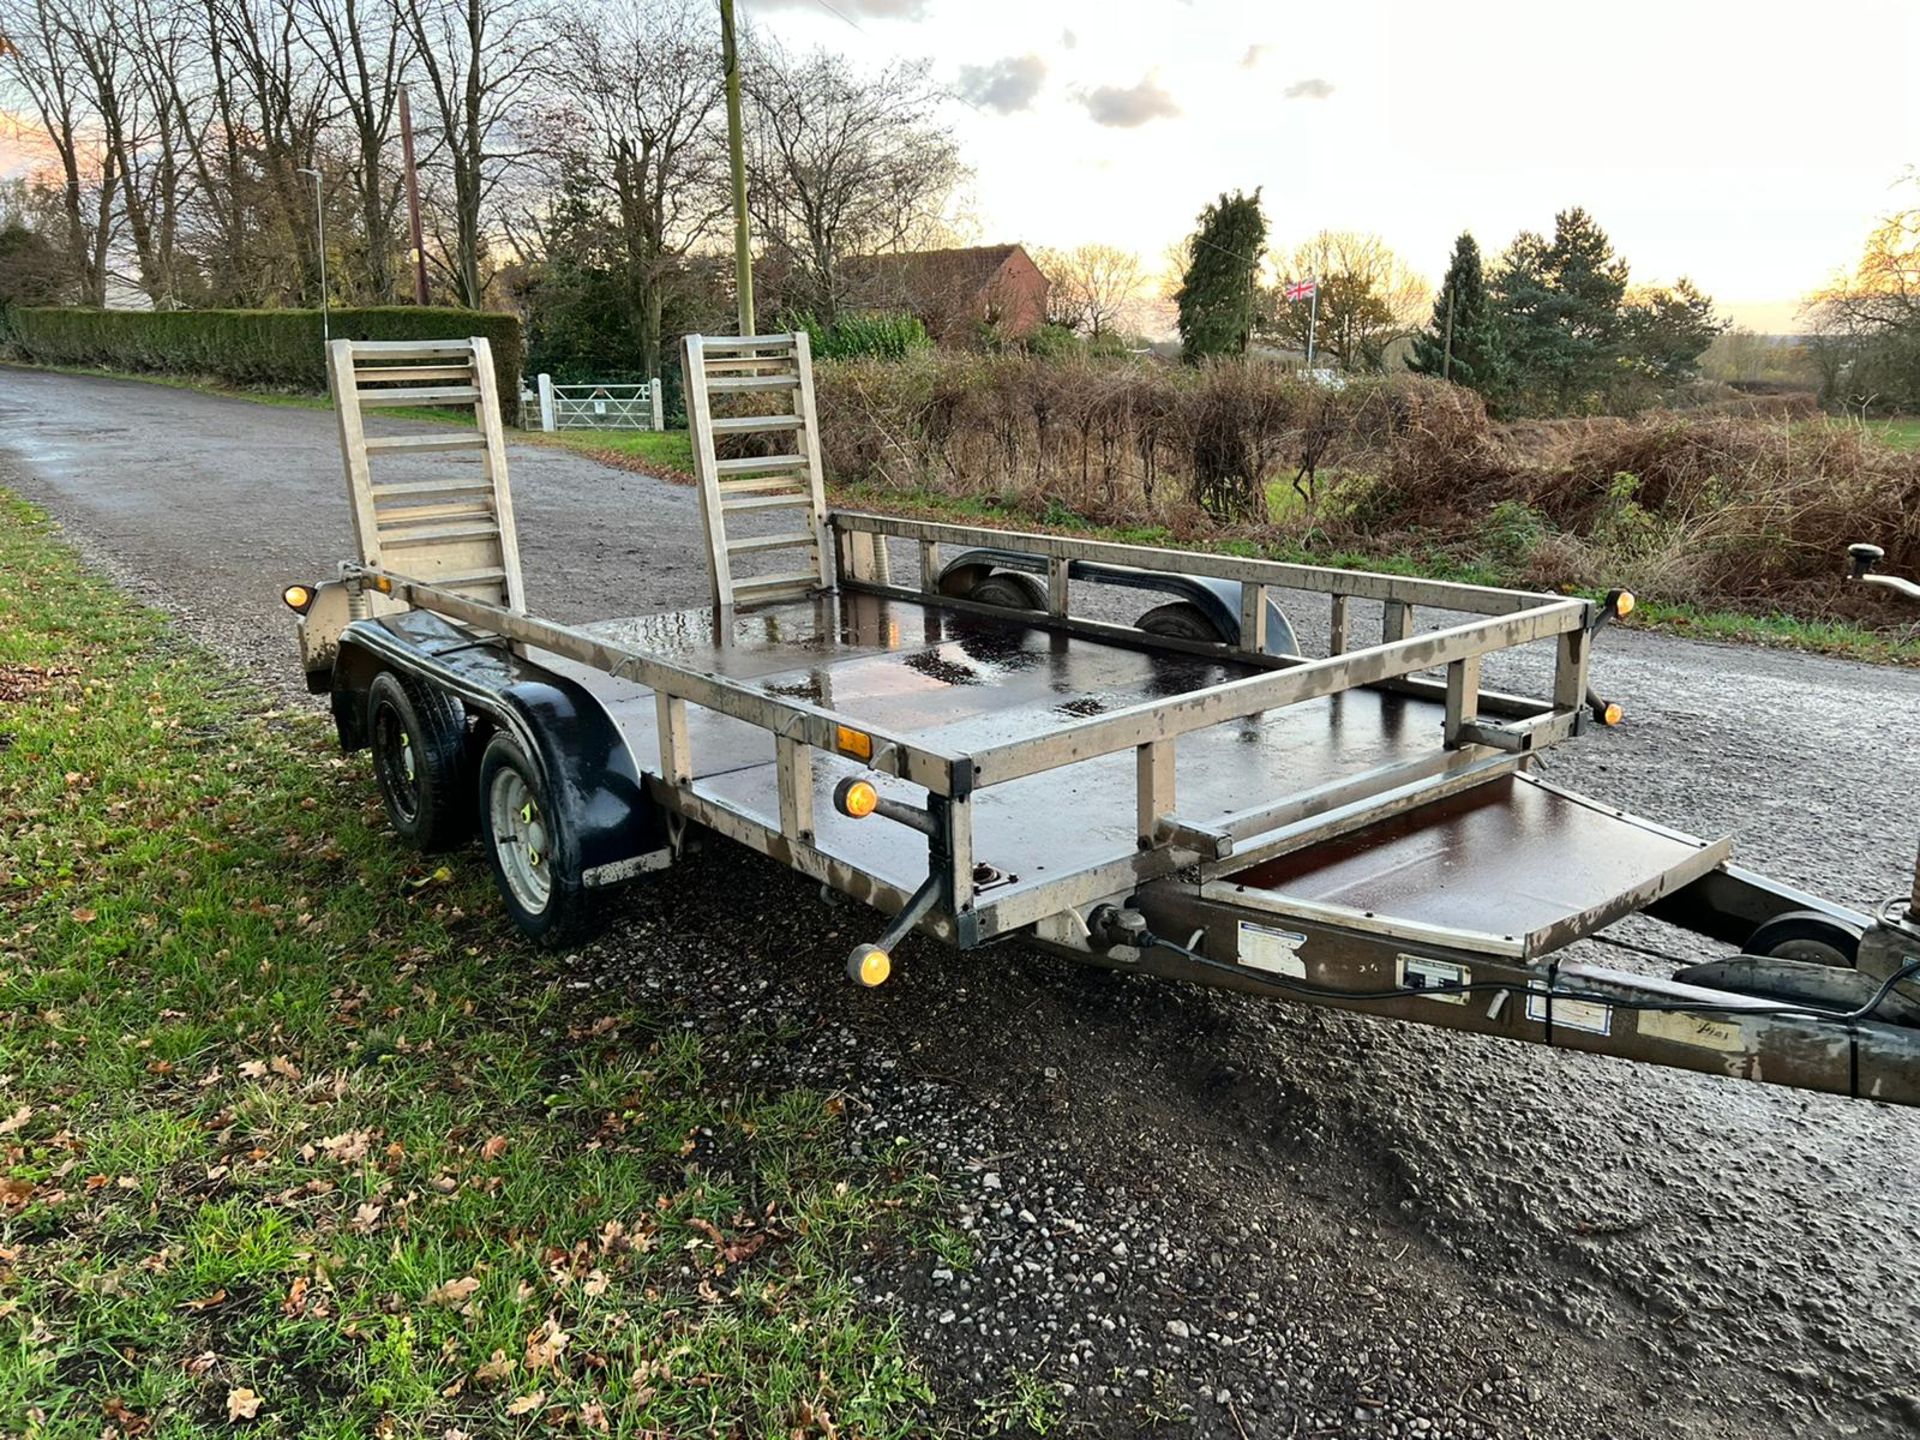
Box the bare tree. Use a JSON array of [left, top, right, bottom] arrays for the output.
[[397, 0, 549, 307], [1268, 230, 1429, 372], [1036, 242, 1144, 338], [544, 0, 724, 374], [744, 42, 967, 319], [0, 0, 117, 302], [297, 0, 412, 302]]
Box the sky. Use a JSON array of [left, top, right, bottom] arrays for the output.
[[747, 0, 1920, 331], [6, 0, 1914, 330]]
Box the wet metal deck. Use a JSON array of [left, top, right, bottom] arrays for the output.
[[539, 591, 1461, 905]]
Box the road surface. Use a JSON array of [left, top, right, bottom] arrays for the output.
[[5, 364, 1919, 1438]]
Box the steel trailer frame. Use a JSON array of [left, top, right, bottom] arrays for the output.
[[297, 332, 1920, 1113]]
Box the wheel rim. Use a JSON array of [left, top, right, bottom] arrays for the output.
[[373, 706, 421, 823], [488, 766, 551, 912]]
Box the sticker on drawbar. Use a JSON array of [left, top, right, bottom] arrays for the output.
[[1638, 1010, 1744, 1052], [1397, 955, 1468, 1003], [1525, 991, 1612, 1036], [1237, 921, 1307, 978]]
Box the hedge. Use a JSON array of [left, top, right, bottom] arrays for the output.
[[0, 305, 525, 423]]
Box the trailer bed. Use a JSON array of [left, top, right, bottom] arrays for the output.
[[542, 591, 1470, 907]]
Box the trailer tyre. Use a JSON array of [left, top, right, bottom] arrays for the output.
[[477, 731, 596, 947], [367, 671, 473, 852], [967, 571, 1048, 611], [1135, 600, 1232, 645], [1745, 909, 1862, 967]]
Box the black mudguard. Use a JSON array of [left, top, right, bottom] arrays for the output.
[[330, 614, 667, 887]]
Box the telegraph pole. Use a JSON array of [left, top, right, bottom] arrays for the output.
[[399, 86, 429, 306], [298, 166, 330, 343], [719, 0, 754, 335]]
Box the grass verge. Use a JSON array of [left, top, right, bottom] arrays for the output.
[[0, 492, 943, 1437], [835, 483, 1920, 668]]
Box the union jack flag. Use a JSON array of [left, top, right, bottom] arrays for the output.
[[1284, 279, 1317, 301]]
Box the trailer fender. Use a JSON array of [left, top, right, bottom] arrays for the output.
[[934, 547, 1299, 656], [492, 682, 671, 890]]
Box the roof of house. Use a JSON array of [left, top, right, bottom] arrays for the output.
[[843, 244, 1030, 298]]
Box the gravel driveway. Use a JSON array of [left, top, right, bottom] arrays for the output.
[[6, 364, 1919, 1438]]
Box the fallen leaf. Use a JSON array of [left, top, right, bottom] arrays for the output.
[[184, 1351, 219, 1377], [238, 1061, 267, 1080], [581, 1269, 609, 1298], [350, 1202, 382, 1231], [268, 1055, 300, 1080], [0, 1106, 29, 1136], [180, 1289, 227, 1312], [480, 1135, 508, 1162], [71, 907, 97, 924], [505, 1392, 545, 1417], [523, 1318, 569, 1372], [225, 1387, 262, 1422], [426, 1276, 480, 1307], [281, 1277, 309, 1317], [473, 1349, 515, 1385]]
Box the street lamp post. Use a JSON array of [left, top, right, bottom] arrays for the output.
[[298, 165, 330, 345]]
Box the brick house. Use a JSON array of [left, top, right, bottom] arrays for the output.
[[842, 243, 1050, 344]]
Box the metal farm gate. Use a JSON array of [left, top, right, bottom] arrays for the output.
[[532, 374, 665, 432]]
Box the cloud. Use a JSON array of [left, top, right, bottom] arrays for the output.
[[1241, 44, 1269, 69], [1061, 28, 1077, 49], [956, 54, 1047, 114], [1283, 77, 1335, 100], [750, 0, 931, 18], [1082, 74, 1181, 128]]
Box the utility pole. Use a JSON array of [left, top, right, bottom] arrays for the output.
[[399, 86, 430, 306], [1305, 276, 1318, 371], [719, 0, 754, 335], [298, 165, 330, 344], [1442, 285, 1456, 382]]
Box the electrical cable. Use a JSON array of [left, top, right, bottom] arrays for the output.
[[1135, 928, 1920, 1029]]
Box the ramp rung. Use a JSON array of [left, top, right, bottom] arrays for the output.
[[358, 386, 481, 407], [363, 433, 489, 454], [706, 375, 799, 393], [420, 567, 507, 589], [710, 414, 803, 434], [715, 453, 808, 475], [727, 531, 816, 554], [353, 364, 473, 384], [722, 493, 812, 512], [348, 340, 474, 357], [378, 520, 501, 545], [369, 477, 493, 499], [698, 335, 798, 354], [732, 570, 821, 596]]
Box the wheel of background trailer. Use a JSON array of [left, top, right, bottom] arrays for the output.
[[477, 731, 596, 947], [1745, 909, 1863, 967], [1135, 600, 1232, 645], [366, 670, 473, 852], [967, 571, 1048, 611]]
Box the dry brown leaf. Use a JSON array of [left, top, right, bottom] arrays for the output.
[[0, 1106, 30, 1136], [268, 1056, 300, 1080], [480, 1135, 508, 1162], [225, 1387, 262, 1422], [71, 907, 97, 924], [180, 1289, 227, 1312], [237, 1060, 267, 1080], [473, 1349, 516, 1385], [504, 1392, 545, 1417], [523, 1318, 569, 1372], [426, 1276, 481, 1307]]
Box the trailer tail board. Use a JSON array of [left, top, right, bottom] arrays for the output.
[[1205, 772, 1731, 960]]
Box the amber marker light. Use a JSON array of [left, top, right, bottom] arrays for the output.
[[834, 777, 880, 819], [282, 584, 314, 612]]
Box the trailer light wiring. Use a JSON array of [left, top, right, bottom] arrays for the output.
[[1136, 930, 1920, 1031]]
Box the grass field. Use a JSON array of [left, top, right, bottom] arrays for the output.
[[0, 493, 949, 1437]]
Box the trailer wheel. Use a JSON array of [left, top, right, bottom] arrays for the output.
[[967, 571, 1048, 611], [478, 731, 595, 947], [1745, 909, 1863, 967], [367, 671, 473, 852], [1136, 600, 1232, 645]]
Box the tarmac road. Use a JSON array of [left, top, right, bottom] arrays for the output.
[[6, 364, 1920, 1438]]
